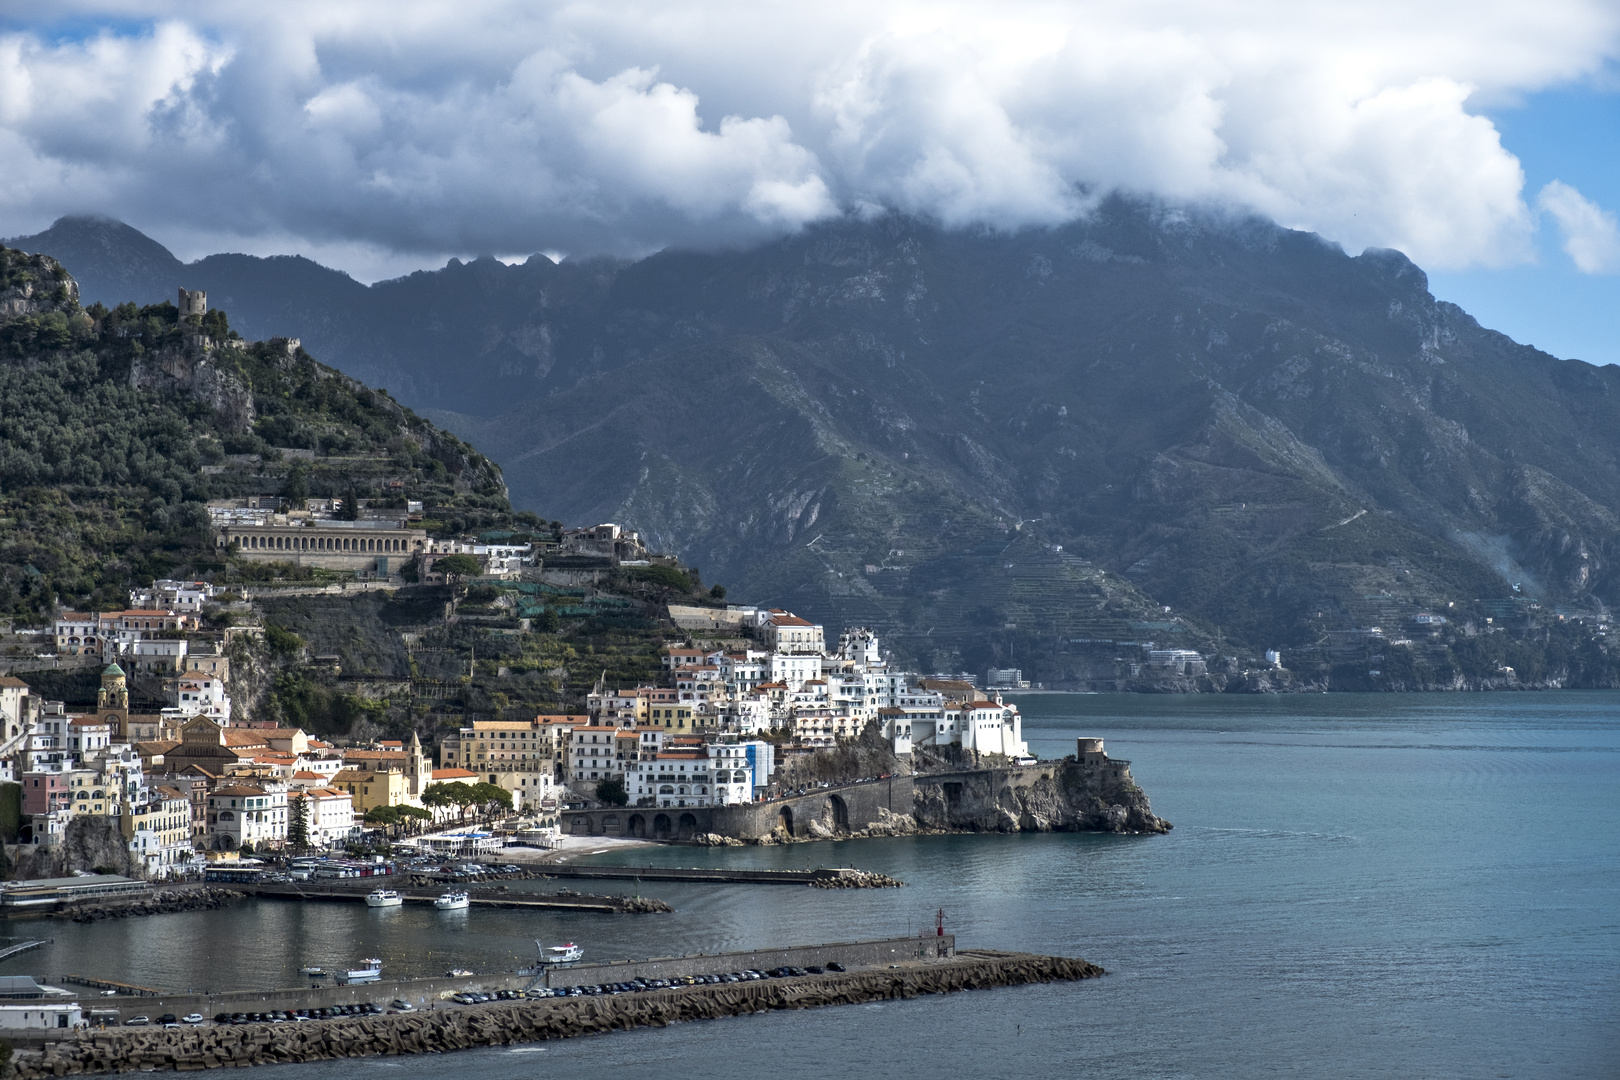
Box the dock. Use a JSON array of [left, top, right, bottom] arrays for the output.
[[242, 882, 668, 914], [519, 865, 869, 886]]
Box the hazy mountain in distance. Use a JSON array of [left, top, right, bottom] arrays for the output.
[[14, 202, 1620, 687]]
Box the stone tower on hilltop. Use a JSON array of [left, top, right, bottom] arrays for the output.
[[178, 287, 206, 318]]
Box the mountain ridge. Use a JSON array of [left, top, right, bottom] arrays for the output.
[[12, 204, 1620, 688]]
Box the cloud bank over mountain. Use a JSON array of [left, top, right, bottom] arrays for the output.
[[2, 1, 1618, 279]]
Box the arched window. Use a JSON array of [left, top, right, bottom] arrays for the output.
[[218, 811, 234, 821], [658, 785, 674, 795]]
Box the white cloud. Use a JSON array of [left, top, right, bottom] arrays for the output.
[[0, 1, 1617, 276], [1538, 180, 1620, 273]]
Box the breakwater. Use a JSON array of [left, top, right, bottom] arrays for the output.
[[243, 882, 671, 914], [519, 865, 903, 888], [53, 888, 245, 924], [8, 950, 1100, 1077]]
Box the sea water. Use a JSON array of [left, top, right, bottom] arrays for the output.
[[9, 693, 1617, 1078]]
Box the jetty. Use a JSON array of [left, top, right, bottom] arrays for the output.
[[500, 865, 898, 887], [241, 882, 670, 914], [6, 937, 1103, 1077]]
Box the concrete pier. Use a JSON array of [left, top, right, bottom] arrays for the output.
[[8, 945, 1103, 1077]]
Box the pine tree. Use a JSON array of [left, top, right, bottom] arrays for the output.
[[288, 795, 311, 852]]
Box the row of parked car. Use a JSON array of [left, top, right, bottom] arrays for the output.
[[448, 963, 847, 1006], [207, 1003, 389, 1025]]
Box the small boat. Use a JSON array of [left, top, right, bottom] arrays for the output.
[[540, 942, 582, 965], [434, 891, 470, 910], [345, 959, 382, 983], [445, 968, 474, 978], [365, 889, 403, 908], [298, 966, 327, 977]]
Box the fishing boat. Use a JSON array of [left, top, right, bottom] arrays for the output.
[[297, 966, 327, 977], [345, 959, 382, 983], [364, 889, 403, 908], [540, 942, 582, 965], [434, 890, 470, 910]]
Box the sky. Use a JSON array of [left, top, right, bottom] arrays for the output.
[[2, 1, 1619, 362]]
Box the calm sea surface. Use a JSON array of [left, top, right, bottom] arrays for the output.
[[6, 693, 1617, 1078]]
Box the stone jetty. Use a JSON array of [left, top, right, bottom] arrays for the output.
[[54, 888, 245, 924], [8, 951, 1101, 1077], [807, 870, 903, 888]]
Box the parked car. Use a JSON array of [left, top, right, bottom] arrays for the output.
[[182, 1014, 204, 1025], [125, 1016, 150, 1026]]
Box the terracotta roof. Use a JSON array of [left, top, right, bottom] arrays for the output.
[[770, 615, 812, 626], [153, 784, 184, 800], [212, 785, 267, 798], [0, 676, 29, 688], [136, 740, 180, 755], [300, 787, 348, 799], [331, 768, 375, 783], [432, 768, 479, 780], [222, 730, 269, 747], [68, 716, 110, 727], [346, 750, 408, 763], [178, 671, 219, 681], [291, 770, 325, 779]]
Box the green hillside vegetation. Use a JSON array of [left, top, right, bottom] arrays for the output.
[[0, 243, 509, 617], [0, 243, 728, 737]]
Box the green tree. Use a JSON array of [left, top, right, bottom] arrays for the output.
[[595, 776, 629, 806], [436, 553, 481, 583], [281, 461, 308, 505], [288, 795, 311, 852], [471, 782, 513, 814]]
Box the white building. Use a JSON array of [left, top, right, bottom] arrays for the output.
[[206, 784, 288, 851], [130, 579, 216, 613], [768, 652, 822, 692], [165, 670, 232, 725], [706, 740, 754, 805], [0, 1002, 82, 1030], [290, 787, 356, 848], [764, 613, 825, 654], [128, 637, 188, 675]]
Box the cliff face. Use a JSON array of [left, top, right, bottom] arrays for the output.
[[4, 816, 135, 880], [912, 757, 1170, 835]]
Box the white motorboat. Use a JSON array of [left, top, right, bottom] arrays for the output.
[[345, 959, 382, 983], [365, 889, 403, 908], [540, 942, 582, 965], [445, 968, 474, 978], [434, 891, 470, 910], [298, 966, 327, 977]]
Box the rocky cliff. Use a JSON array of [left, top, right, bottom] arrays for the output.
[[4, 816, 136, 880], [912, 757, 1170, 835]]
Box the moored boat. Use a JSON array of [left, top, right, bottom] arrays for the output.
[[434, 891, 470, 910], [345, 959, 382, 983], [365, 889, 403, 907], [541, 942, 582, 965], [298, 966, 327, 977]]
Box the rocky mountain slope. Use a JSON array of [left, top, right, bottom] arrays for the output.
[[14, 205, 1620, 689]]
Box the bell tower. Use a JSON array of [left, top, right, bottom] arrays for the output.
[[98, 663, 130, 739]]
